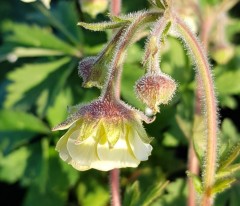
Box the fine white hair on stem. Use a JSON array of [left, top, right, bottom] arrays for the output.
[[101, 11, 161, 99], [142, 15, 170, 73], [174, 13, 219, 205]]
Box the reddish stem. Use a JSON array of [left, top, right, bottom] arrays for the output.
[[111, 0, 121, 16], [110, 169, 121, 206], [109, 1, 121, 206], [187, 141, 200, 206]]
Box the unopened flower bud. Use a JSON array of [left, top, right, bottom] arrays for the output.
[[135, 72, 177, 113], [211, 44, 234, 65], [78, 56, 105, 88], [78, 56, 96, 83]]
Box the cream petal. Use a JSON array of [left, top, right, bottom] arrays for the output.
[[96, 134, 139, 170], [128, 128, 152, 161], [67, 133, 98, 167], [55, 126, 80, 162], [70, 160, 91, 171], [103, 120, 122, 148], [56, 135, 71, 161], [91, 161, 117, 171]]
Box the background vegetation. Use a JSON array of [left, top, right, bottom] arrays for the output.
[[0, 0, 240, 205]]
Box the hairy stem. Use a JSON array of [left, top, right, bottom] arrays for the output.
[[143, 15, 169, 73], [110, 169, 121, 206], [175, 16, 218, 206], [102, 11, 161, 99], [109, 1, 121, 206], [187, 140, 200, 206]]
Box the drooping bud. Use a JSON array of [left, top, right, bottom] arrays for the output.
[[78, 56, 106, 88], [135, 72, 177, 113], [78, 56, 96, 83]]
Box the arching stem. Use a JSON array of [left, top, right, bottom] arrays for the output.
[[102, 11, 161, 99], [175, 16, 218, 206]]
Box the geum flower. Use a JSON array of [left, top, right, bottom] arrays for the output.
[[52, 96, 153, 171]]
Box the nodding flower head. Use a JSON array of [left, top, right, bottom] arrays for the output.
[[78, 56, 96, 84], [135, 72, 177, 113], [78, 56, 106, 88], [52, 96, 153, 171]]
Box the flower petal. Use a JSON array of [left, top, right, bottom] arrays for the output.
[[103, 120, 122, 148], [67, 133, 98, 167], [96, 132, 139, 170], [128, 126, 152, 161], [133, 120, 153, 143], [55, 124, 79, 162], [75, 120, 98, 143], [70, 160, 91, 171]]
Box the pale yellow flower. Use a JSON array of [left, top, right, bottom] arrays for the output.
[[52, 97, 152, 171], [21, 0, 51, 8]]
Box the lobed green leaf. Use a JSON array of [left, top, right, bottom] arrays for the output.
[[78, 21, 129, 31]]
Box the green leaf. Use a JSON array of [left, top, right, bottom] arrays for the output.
[[46, 87, 73, 127], [23, 147, 76, 206], [123, 181, 141, 206], [11, 47, 64, 57], [219, 95, 237, 109], [218, 142, 240, 170], [192, 114, 205, 163], [175, 114, 192, 139], [1, 47, 66, 62], [137, 181, 169, 206], [216, 68, 240, 95], [0, 110, 49, 154], [216, 163, 240, 179], [186, 172, 203, 194], [20, 139, 49, 189], [215, 183, 240, 206], [221, 118, 240, 143], [78, 21, 128, 31], [76, 178, 109, 206], [211, 178, 236, 195], [226, 19, 240, 40], [2, 21, 80, 57], [0, 110, 49, 132], [0, 147, 30, 183], [52, 2, 83, 44], [108, 14, 132, 23], [153, 179, 187, 206], [200, 0, 220, 7], [155, 0, 166, 9], [5, 57, 75, 116], [122, 63, 145, 109], [125, 44, 143, 64]]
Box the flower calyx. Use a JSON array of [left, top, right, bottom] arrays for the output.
[[52, 96, 153, 171], [135, 71, 177, 114]]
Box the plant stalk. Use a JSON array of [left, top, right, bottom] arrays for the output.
[[175, 16, 218, 206], [187, 140, 200, 206], [109, 1, 121, 206], [110, 169, 121, 206], [111, 0, 121, 16], [102, 11, 161, 99]]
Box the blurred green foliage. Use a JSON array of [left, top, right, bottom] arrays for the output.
[[0, 0, 240, 205]]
